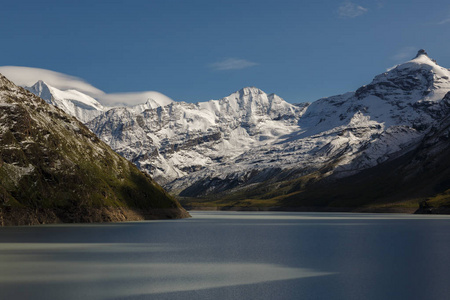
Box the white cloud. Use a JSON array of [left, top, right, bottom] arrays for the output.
[[209, 58, 258, 71], [0, 66, 174, 107], [391, 46, 417, 61], [338, 1, 368, 18], [376, 1, 385, 9], [386, 64, 399, 72], [438, 18, 450, 25], [98, 91, 174, 107], [0, 66, 104, 96]]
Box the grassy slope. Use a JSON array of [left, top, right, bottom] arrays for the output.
[[0, 74, 188, 224]]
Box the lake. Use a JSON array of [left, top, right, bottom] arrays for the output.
[[1, 211, 450, 299]]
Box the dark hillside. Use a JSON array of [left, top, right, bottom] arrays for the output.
[[0, 74, 189, 225]]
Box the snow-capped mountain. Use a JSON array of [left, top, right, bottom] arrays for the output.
[[24, 80, 176, 123], [25, 80, 105, 123], [86, 50, 450, 199], [19, 50, 450, 205], [87, 87, 308, 185], [285, 49, 450, 176], [127, 96, 174, 114], [284, 90, 450, 212]]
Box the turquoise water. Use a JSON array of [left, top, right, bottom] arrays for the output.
[[1, 211, 450, 299]]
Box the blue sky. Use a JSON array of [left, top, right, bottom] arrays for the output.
[[1, 0, 450, 104]]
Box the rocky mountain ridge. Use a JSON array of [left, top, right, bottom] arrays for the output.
[[87, 86, 308, 185]]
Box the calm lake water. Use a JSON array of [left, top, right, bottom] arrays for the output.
[[1, 211, 450, 300]]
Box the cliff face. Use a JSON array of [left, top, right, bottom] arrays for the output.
[[0, 74, 189, 225]]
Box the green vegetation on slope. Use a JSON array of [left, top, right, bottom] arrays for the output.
[[0, 74, 189, 225]]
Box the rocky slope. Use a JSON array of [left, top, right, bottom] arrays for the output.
[[0, 74, 189, 225]]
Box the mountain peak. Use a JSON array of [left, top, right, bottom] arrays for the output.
[[144, 97, 163, 109], [238, 86, 265, 96], [31, 79, 49, 90], [34, 79, 46, 85], [415, 49, 429, 58], [27, 80, 53, 102], [410, 49, 438, 65], [382, 49, 442, 77], [0, 73, 18, 90]]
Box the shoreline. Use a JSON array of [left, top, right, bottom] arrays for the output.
[[0, 206, 191, 226], [183, 206, 430, 214]]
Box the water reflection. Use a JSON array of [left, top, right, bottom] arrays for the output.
[[1, 253, 333, 295], [1, 212, 450, 300], [0, 243, 175, 253]]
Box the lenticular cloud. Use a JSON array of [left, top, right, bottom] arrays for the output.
[[99, 92, 174, 107], [0, 66, 174, 107], [0, 66, 104, 96]]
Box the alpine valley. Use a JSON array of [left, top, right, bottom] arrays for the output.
[[18, 50, 450, 213]]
